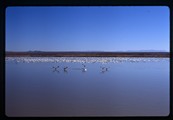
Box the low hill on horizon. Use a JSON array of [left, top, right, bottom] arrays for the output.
[[5, 51, 170, 58]]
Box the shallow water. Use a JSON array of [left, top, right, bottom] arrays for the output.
[[5, 57, 169, 116]]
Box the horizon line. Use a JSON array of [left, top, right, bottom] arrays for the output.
[[5, 51, 170, 53]]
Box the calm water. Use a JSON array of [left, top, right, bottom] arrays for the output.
[[5, 57, 169, 117]]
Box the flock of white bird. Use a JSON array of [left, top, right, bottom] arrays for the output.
[[6, 57, 168, 73], [5, 57, 167, 64]]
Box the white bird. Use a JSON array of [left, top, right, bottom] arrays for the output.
[[82, 68, 87, 72]]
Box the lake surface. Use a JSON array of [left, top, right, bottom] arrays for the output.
[[5, 57, 170, 117]]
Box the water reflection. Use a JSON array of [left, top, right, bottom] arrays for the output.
[[5, 58, 169, 116], [52, 69, 60, 73], [72, 68, 86, 73], [100, 70, 107, 74]]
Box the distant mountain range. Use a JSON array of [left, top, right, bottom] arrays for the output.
[[6, 50, 169, 57], [6, 50, 169, 52], [126, 50, 168, 52]]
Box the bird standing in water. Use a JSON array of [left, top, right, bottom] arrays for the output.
[[100, 66, 109, 72], [82, 64, 87, 72], [52, 66, 60, 73], [64, 67, 68, 71], [82, 64, 86, 68], [52, 66, 59, 70]]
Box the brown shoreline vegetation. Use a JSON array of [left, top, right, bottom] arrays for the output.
[[5, 51, 170, 58]]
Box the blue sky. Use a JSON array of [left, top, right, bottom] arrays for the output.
[[6, 6, 169, 52]]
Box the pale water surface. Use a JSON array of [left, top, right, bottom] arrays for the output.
[[5, 57, 169, 116]]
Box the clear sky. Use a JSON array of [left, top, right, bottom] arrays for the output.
[[6, 6, 169, 52]]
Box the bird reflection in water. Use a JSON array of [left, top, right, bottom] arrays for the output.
[[52, 69, 60, 73]]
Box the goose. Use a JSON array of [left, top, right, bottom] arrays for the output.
[[64, 67, 68, 71], [100, 66, 109, 72], [52, 66, 59, 70], [82, 68, 87, 72], [105, 67, 109, 71], [82, 64, 86, 67], [100, 66, 105, 70]]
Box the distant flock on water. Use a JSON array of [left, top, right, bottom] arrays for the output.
[[6, 57, 167, 64]]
